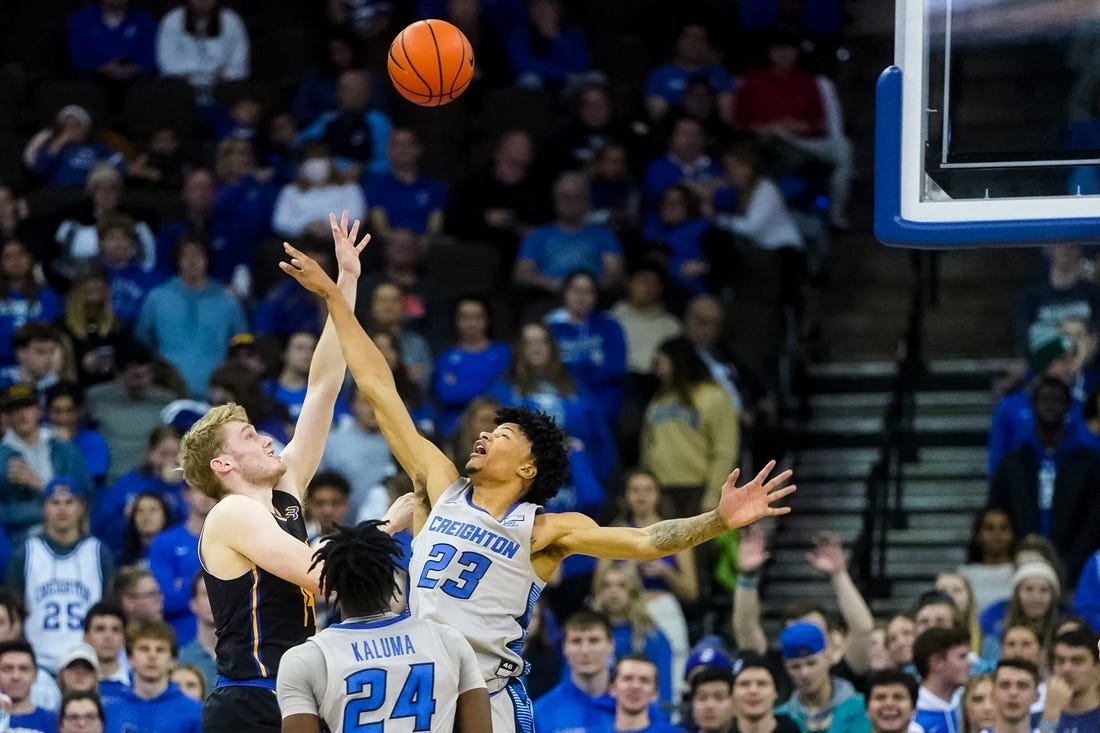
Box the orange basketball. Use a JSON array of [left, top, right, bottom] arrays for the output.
[[387, 19, 475, 107]]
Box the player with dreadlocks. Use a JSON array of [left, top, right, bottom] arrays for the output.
[[276, 520, 490, 733], [281, 238, 797, 733]]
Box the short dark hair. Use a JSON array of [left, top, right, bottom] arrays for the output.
[[45, 380, 86, 409], [612, 653, 656, 680], [0, 639, 36, 667], [12, 321, 60, 350], [0, 589, 25, 625], [311, 520, 401, 615], [690, 666, 735, 697], [59, 691, 105, 723], [1053, 628, 1100, 663], [494, 406, 570, 506], [865, 669, 918, 705], [912, 626, 971, 678], [173, 231, 211, 271], [308, 470, 351, 499], [82, 601, 127, 633], [562, 609, 613, 639], [995, 658, 1040, 686]]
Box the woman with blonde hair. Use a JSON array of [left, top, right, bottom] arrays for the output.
[[980, 561, 1063, 663], [590, 562, 674, 709], [936, 571, 982, 655], [959, 672, 996, 733], [597, 468, 695, 702]]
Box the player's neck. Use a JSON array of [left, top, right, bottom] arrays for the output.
[[469, 480, 523, 519], [226, 480, 275, 507]]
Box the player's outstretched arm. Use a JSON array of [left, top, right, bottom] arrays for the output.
[[537, 461, 795, 567], [207, 495, 324, 595], [280, 245, 459, 507], [279, 212, 364, 496]]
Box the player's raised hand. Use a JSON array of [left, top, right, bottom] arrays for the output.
[[329, 211, 371, 280], [280, 242, 338, 296], [716, 460, 795, 531]]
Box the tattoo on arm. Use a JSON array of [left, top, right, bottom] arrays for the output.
[[648, 511, 726, 553]]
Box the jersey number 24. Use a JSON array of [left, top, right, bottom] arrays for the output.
[[343, 662, 436, 732]]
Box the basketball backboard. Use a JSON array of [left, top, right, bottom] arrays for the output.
[[876, 0, 1100, 247]]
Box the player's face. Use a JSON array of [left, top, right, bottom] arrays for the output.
[[692, 680, 734, 731], [993, 667, 1037, 723], [964, 677, 996, 731], [130, 638, 173, 684], [784, 652, 829, 696], [1052, 643, 1099, 693], [562, 626, 613, 676], [220, 421, 286, 484], [465, 423, 534, 484], [610, 659, 658, 715], [85, 615, 125, 660], [1002, 627, 1042, 664], [866, 683, 914, 733], [0, 651, 36, 703], [733, 667, 777, 720], [59, 698, 103, 733]]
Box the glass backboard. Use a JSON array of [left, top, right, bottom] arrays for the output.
[[876, 0, 1100, 246]]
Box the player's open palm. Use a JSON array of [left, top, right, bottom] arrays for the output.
[[717, 460, 795, 531], [280, 243, 337, 296], [329, 211, 371, 279], [738, 523, 770, 573]]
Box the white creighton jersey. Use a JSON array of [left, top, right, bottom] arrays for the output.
[[277, 612, 484, 733], [23, 536, 105, 672], [409, 478, 545, 681]]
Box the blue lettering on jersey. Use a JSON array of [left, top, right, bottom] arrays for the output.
[[33, 579, 93, 603], [350, 634, 417, 662], [426, 516, 520, 558]]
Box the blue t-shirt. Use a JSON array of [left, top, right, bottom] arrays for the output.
[[592, 723, 684, 733], [1054, 707, 1100, 732], [610, 623, 673, 708], [432, 343, 511, 437], [517, 224, 622, 280], [10, 707, 58, 733], [364, 171, 448, 234], [148, 523, 200, 646]]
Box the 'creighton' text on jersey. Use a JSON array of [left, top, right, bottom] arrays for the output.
[[409, 478, 545, 681]]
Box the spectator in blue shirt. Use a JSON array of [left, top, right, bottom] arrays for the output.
[[508, 0, 591, 93], [642, 116, 723, 214], [0, 240, 64, 369], [253, 241, 330, 339], [592, 655, 683, 733], [24, 106, 124, 189], [364, 127, 448, 236], [0, 640, 59, 733], [644, 23, 734, 124], [513, 172, 625, 296], [534, 610, 619, 733], [432, 297, 511, 438], [102, 620, 202, 733], [545, 270, 627, 429], [292, 28, 364, 126], [96, 214, 162, 327], [148, 484, 213, 648], [67, 0, 157, 83], [58, 691, 108, 733], [45, 382, 111, 494], [154, 170, 226, 281], [209, 138, 279, 289], [297, 69, 391, 180]]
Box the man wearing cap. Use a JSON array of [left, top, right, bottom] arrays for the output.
[[0, 383, 92, 541], [990, 375, 1100, 581], [988, 318, 1097, 478], [56, 643, 99, 696], [774, 622, 871, 733], [912, 626, 971, 733], [3, 477, 113, 674]]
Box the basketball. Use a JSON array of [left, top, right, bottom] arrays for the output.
[[387, 19, 475, 107]]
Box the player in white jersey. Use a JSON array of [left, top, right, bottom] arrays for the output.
[[281, 245, 797, 733], [277, 520, 490, 733]]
